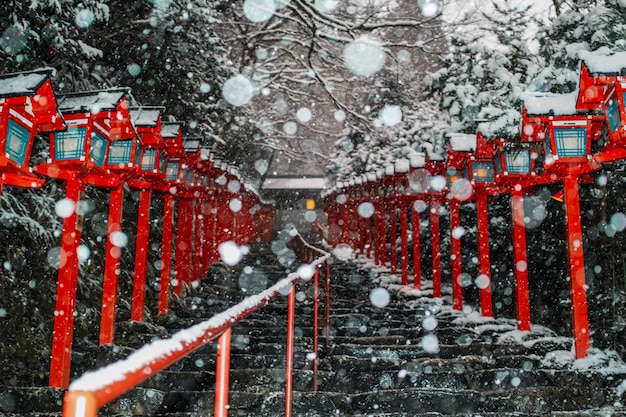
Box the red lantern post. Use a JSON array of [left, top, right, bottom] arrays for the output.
[[36, 88, 135, 388]]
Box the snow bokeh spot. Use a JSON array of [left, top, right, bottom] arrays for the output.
[[229, 198, 242, 213], [379, 105, 402, 126], [75, 9, 95, 28], [218, 241, 243, 266], [370, 287, 390, 308], [254, 159, 269, 175], [343, 37, 386, 77], [222, 75, 254, 107], [243, 0, 276, 22], [333, 244, 353, 261], [296, 107, 312, 123], [55, 198, 75, 219], [357, 202, 375, 218]]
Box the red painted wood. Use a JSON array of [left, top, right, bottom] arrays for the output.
[[131, 189, 152, 322], [49, 178, 85, 388], [400, 203, 409, 285], [431, 203, 442, 298], [285, 285, 296, 417], [192, 200, 204, 284], [159, 194, 175, 308], [214, 329, 232, 417], [100, 184, 124, 345], [389, 204, 397, 275], [450, 199, 463, 311], [176, 198, 193, 291], [380, 206, 387, 266], [563, 175, 591, 359], [511, 185, 531, 331], [476, 192, 493, 317], [412, 204, 421, 290]]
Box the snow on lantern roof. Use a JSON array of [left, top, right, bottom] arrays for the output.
[[395, 159, 410, 173], [184, 139, 201, 152], [0, 68, 54, 98], [410, 152, 426, 168], [367, 172, 377, 182], [56, 88, 129, 113], [130, 106, 164, 127], [578, 48, 626, 75], [447, 133, 476, 152], [421, 142, 445, 161], [384, 164, 394, 176], [518, 91, 579, 116], [262, 176, 327, 190], [161, 122, 183, 138]]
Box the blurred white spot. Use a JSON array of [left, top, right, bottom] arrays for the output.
[[200, 82, 211, 93], [333, 244, 353, 261], [243, 0, 276, 22], [458, 272, 472, 288], [228, 180, 241, 193], [110, 231, 128, 248], [413, 200, 427, 213], [475, 274, 490, 289], [283, 121, 298, 135], [450, 178, 473, 201], [297, 264, 315, 281], [3, 261, 10, 270], [77, 245, 90, 262], [422, 333, 439, 353], [343, 37, 386, 76], [304, 211, 317, 222], [511, 376, 521, 387], [422, 316, 438, 331], [398, 369, 408, 378], [306, 352, 317, 361], [47, 247, 63, 269], [55, 198, 75, 219], [229, 198, 242, 212], [127, 63, 141, 77], [611, 212, 626, 232], [296, 107, 312, 123], [430, 175, 446, 191], [370, 287, 390, 308], [357, 202, 375, 218], [75, 9, 95, 28], [516, 260, 527, 272], [254, 159, 269, 175], [335, 194, 348, 204], [452, 226, 465, 239], [218, 241, 243, 266], [222, 75, 254, 107], [420, 0, 440, 16], [334, 110, 346, 122], [379, 105, 402, 126], [314, 0, 338, 12]]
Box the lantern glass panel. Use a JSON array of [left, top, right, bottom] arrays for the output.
[[140, 149, 157, 171], [471, 161, 495, 183], [504, 150, 531, 174], [554, 128, 587, 157], [608, 98, 621, 132], [446, 168, 460, 187], [55, 127, 86, 160], [108, 140, 133, 165], [5, 119, 30, 166], [90, 132, 108, 168], [165, 161, 180, 180], [184, 168, 193, 184], [409, 169, 428, 193]]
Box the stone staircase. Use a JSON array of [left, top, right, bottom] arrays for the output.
[[4, 241, 626, 416]]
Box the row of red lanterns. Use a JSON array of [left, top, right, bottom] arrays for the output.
[[323, 49, 626, 360], [0, 68, 274, 388]]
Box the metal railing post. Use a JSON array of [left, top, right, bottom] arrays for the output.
[[285, 284, 296, 417], [214, 328, 232, 417]]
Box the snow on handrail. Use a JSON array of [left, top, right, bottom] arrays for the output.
[[64, 235, 330, 416]]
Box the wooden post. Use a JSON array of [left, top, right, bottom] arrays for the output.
[[511, 185, 531, 331], [49, 177, 85, 388], [450, 198, 463, 311], [159, 194, 175, 312], [131, 188, 152, 322], [563, 175, 590, 358], [431, 202, 442, 298], [400, 203, 409, 285], [476, 192, 493, 317], [412, 203, 421, 290], [100, 184, 124, 345]]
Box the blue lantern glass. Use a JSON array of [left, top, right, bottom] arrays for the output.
[[108, 139, 133, 165], [90, 132, 108, 168], [554, 128, 587, 157], [504, 149, 531, 174], [5, 120, 30, 166], [55, 127, 86, 160], [471, 161, 495, 183]]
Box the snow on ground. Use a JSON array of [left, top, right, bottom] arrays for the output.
[[340, 247, 626, 387]]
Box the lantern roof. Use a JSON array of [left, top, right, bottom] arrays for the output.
[[578, 48, 626, 76], [447, 132, 476, 152], [184, 139, 201, 153], [161, 121, 183, 139], [0, 68, 54, 98], [56, 88, 130, 114], [130, 106, 164, 128], [410, 152, 426, 168], [519, 91, 578, 116], [395, 159, 410, 173], [474, 132, 499, 160]]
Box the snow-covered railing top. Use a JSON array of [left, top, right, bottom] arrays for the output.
[[65, 235, 329, 413]]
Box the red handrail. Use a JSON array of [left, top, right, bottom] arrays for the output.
[[63, 238, 330, 417]]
